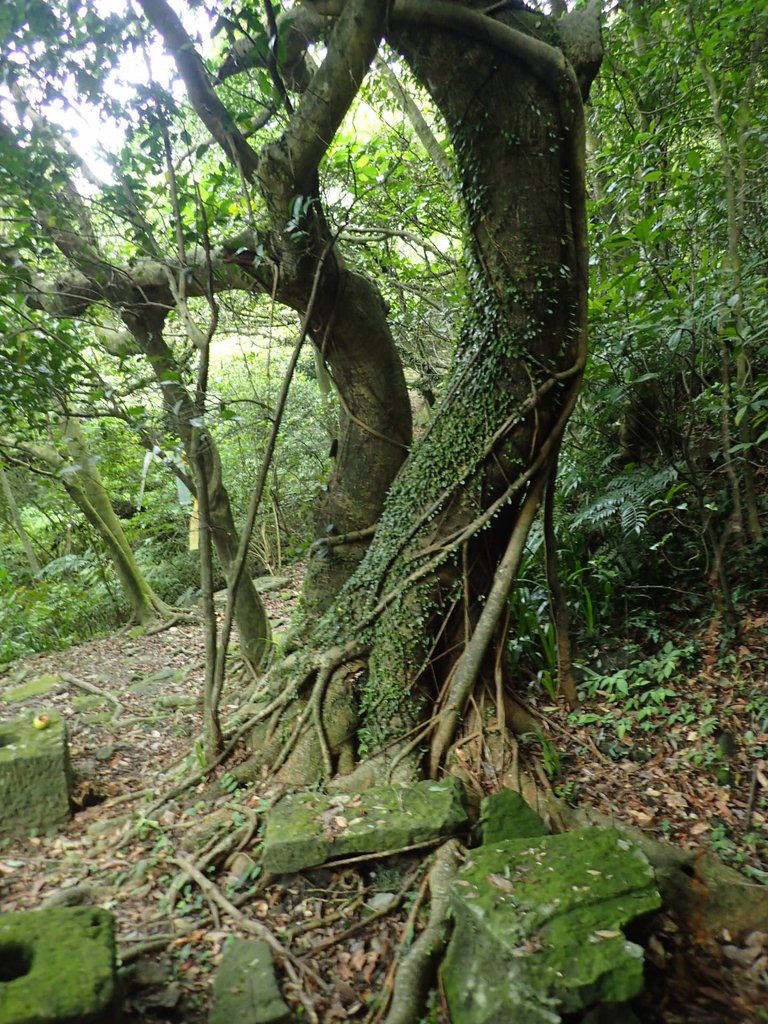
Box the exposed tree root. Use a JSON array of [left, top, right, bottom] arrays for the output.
[[167, 805, 258, 910], [173, 854, 321, 985], [310, 863, 424, 954], [60, 671, 124, 722], [429, 470, 549, 774], [383, 839, 461, 1024], [144, 611, 198, 635]]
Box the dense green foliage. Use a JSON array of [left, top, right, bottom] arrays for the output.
[[520, 0, 768, 668], [0, 0, 765, 681]]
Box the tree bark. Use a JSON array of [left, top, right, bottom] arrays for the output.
[[0, 465, 42, 574], [237, 2, 602, 784]]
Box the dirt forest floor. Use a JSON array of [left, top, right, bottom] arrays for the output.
[[1, 573, 767, 1023]]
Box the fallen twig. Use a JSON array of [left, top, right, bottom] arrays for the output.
[[310, 863, 424, 954], [172, 853, 319, 985]]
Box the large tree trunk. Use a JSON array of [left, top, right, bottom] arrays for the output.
[[239, 3, 603, 785]]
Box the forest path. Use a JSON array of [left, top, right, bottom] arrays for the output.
[[0, 587, 767, 1022]]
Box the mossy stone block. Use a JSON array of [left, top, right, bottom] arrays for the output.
[[263, 778, 469, 874], [478, 790, 550, 845], [443, 827, 661, 1023], [0, 713, 72, 834], [0, 907, 120, 1023], [209, 938, 290, 1024], [1, 675, 62, 704]]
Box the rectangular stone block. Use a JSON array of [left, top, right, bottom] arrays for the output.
[[0, 907, 120, 1024], [263, 778, 469, 874], [210, 938, 290, 1024], [0, 712, 72, 834]]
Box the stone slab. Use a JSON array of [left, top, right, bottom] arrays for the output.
[[209, 938, 290, 1024], [443, 827, 661, 1023], [0, 712, 72, 834], [0, 907, 120, 1024], [263, 778, 468, 874], [478, 789, 550, 844], [1, 675, 62, 704]]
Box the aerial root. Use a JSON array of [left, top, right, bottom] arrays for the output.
[[429, 471, 548, 775], [166, 803, 258, 910], [269, 640, 369, 779], [144, 610, 198, 634]]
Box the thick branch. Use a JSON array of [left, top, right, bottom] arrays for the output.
[[137, 0, 260, 179], [274, 0, 389, 193], [376, 58, 454, 187]]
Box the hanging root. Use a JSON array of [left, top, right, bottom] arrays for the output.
[[383, 839, 461, 1024], [429, 471, 548, 775]]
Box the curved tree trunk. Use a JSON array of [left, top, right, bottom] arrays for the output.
[[13, 0, 602, 784], [140, 0, 413, 633], [235, 3, 602, 784], [273, 267, 413, 627], [0, 422, 171, 626]]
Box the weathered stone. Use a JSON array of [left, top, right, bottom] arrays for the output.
[[81, 712, 114, 725], [72, 695, 108, 711], [209, 938, 290, 1024], [0, 712, 72, 834], [0, 907, 120, 1024], [157, 694, 196, 708], [253, 576, 290, 593], [1, 674, 62, 704], [443, 828, 661, 1023], [262, 778, 468, 874], [478, 789, 550, 844]]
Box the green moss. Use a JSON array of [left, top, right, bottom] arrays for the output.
[[263, 778, 469, 874], [72, 696, 108, 711], [0, 713, 72, 833], [0, 907, 119, 1023], [1, 675, 62, 703], [443, 828, 661, 1022]]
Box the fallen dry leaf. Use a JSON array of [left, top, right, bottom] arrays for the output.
[[487, 873, 515, 893]]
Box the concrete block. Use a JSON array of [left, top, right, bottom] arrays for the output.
[[0, 712, 72, 834], [0, 907, 120, 1023], [209, 938, 290, 1024]]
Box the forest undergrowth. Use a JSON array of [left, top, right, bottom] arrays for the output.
[[1, 571, 767, 1023]]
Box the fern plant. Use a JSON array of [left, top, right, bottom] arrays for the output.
[[569, 464, 679, 537]]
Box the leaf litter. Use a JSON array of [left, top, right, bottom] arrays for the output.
[[0, 583, 766, 1021]]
